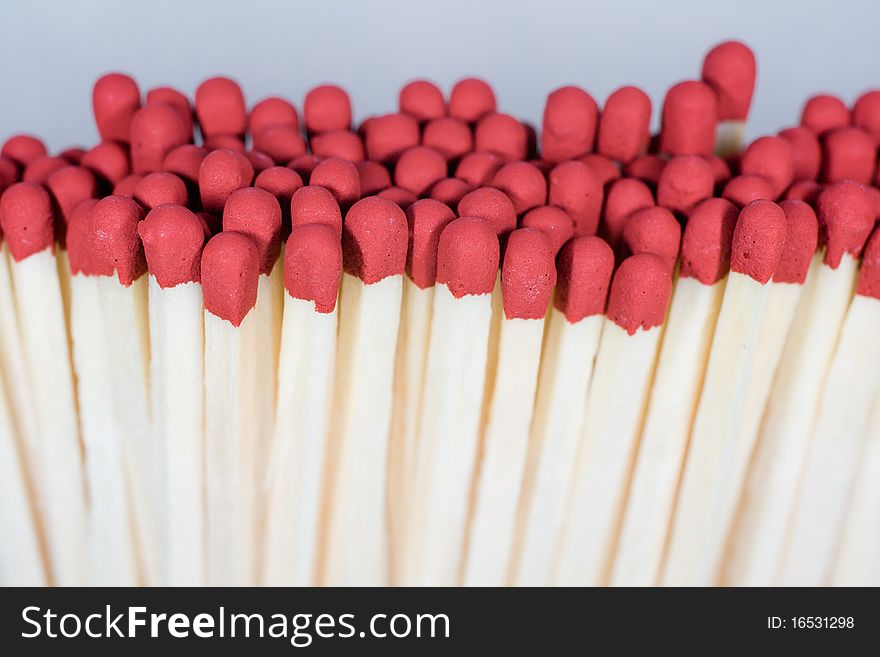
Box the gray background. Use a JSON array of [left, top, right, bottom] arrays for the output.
[[1, 0, 878, 152]]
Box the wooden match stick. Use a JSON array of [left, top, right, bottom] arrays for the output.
[[512, 235, 612, 586], [321, 196, 407, 586], [89, 195, 159, 584], [662, 200, 787, 586], [67, 198, 138, 585], [611, 197, 738, 586], [263, 223, 341, 585], [201, 231, 261, 586], [701, 41, 756, 157], [0, 182, 88, 585], [463, 228, 556, 586], [138, 204, 206, 586], [399, 217, 499, 586], [387, 199, 454, 584], [780, 224, 880, 586], [552, 245, 674, 586]]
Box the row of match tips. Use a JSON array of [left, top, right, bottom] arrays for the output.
[[0, 39, 879, 334]]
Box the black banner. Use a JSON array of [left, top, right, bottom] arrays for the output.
[[0, 587, 874, 652]]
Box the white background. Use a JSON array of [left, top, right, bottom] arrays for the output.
[[1, 0, 878, 152]]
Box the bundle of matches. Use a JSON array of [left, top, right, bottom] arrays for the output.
[[1, 38, 880, 589]]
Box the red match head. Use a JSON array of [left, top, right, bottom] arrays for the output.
[[82, 141, 131, 188], [46, 166, 98, 238], [521, 205, 574, 256], [580, 154, 621, 186], [195, 77, 247, 138], [405, 198, 456, 288], [355, 160, 392, 195], [93, 73, 141, 143], [773, 200, 819, 284], [660, 80, 718, 157], [428, 177, 474, 207], [284, 223, 342, 313], [310, 129, 365, 162], [455, 150, 505, 186], [0, 182, 56, 260], [377, 186, 418, 210], [66, 199, 104, 275], [288, 154, 323, 183], [547, 160, 603, 236], [310, 157, 361, 208], [161, 144, 208, 186], [112, 173, 143, 197], [606, 253, 673, 334], [138, 204, 205, 288], [816, 181, 875, 268], [855, 226, 880, 299], [821, 126, 877, 185], [730, 199, 787, 283], [399, 80, 446, 122], [130, 103, 188, 173], [201, 231, 260, 326], [554, 235, 614, 323], [249, 96, 299, 135], [304, 85, 352, 134], [501, 228, 556, 319], [449, 78, 496, 123], [222, 187, 283, 275], [456, 186, 517, 236], [680, 197, 739, 285], [624, 154, 667, 188], [422, 117, 473, 161], [597, 86, 652, 164], [1, 134, 47, 167], [601, 177, 655, 246], [475, 112, 528, 161], [342, 196, 408, 283], [133, 171, 188, 210], [435, 217, 500, 298], [739, 136, 795, 198], [784, 180, 823, 205], [364, 113, 420, 164], [244, 150, 274, 174], [254, 166, 304, 216], [23, 156, 67, 184], [722, 174, 774, 208], [394, 146, 447, 197], [146, 86, 194, 141], [541, 86, 598, 162], [490, 161, 547, 214], [852, 90, 880, 142], [290, 185, 343, 237], [198, 149, 254, 215], [657, 155, 714, 215], [778, 126, 821, 182], [89, 195, 147, 285], [622, 206, 681, 271], [801, 94, 850, 135], [252, 125, 307, 164], [701, 41, 756, 121], [203, 134, 245, 151]]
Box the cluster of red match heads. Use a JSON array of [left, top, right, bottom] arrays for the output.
[[0, 40, 879, 332]]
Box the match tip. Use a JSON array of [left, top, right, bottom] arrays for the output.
[[222, 187, 282, 275], [133, 171, 188, 210], [548, 160, 603, 236], [406, 198, 456, 288], [399, 80, 446, 122], [597, 85, 652, 164], [304, 84, 352, 134], [310, 129, 365, 162], [521, 205, 574, 256], [377, 186, 418, 210], [92, 72, 141, 143], [89, 194, 147, 285], [284, 223, 342, 312], [455, 150, 505, 187], [856, 226, 880, 299], [66, 199, 104, 275], [0, 182, 55, 260], [656, 155, 714, 215], [730, 199, 787, 283], [501, 228, 556, 319], [475, 112, 528, 161], [606, 253, 673, 334], [429, 177, 474, 206], [740, 136, 795, 197], [722, 174, 774, 208], [310, 157, 361, 207], [624, 154, 667, 188], [852, 89, 880, 142], [1, 134, 47, 167], [364, 113, 420, 164], [394, 146, 447, 197], [130, 103, 189, 173], [46, 166, 98, 231], [198, 149, 254, 214], [342, 196, 408, 283], [541, 85, 598, 162], [422, 117, 473, 160], [821, 126, 877, 185], [701, 40, 756, 120], [289, 185, 343, 239], [801, 94, 850, 135], [449, 78, 497, 123], [554, 235, 614, 323], [436, 217, 500, 298], [773, 200, 819, 284], [490, 161, 548, 214], [778, 126, 821, 182], [622, 205, 682, 271], [252, 125, 307, 164], [457, 186, 517, 236], [194, 76, 247, 137], [660, 80, 718, 156], [249, 96, 300, 136], [254, 166, 304, 207], [356, 160, 392, 196], [601, 177, 655, 245], [138, 204, 205, 288], [816, 181, 875, 268], [680, 197, 739, 285], [201, 231, 259, 326]]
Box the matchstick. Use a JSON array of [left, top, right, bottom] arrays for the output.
[[596, 86, 652, 164], [541, 86, 598, 163], [701, 41, 756, 156], [662, 200, 787, 586], [463, 228, 556, 586], [0, 370, 45, 585], [779, 225, 880, 586], [611, 197, 738, 586], [321, 196, 407, 586], [89, 195, 160, 584], [511, 235, 612, 586], [195, 76, 247, 141], [552, 254, 674, 586], [262, 223, 341, 586], [138, 204, 206, 586], [92, 72, 141, 143], [0, 182, 88, 585], [659, 80, 718, 157], [387, 199, 455, 584], [67, 198, 138, 585], [400, 217, 499, 586], [201, 231, 261, 586]]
